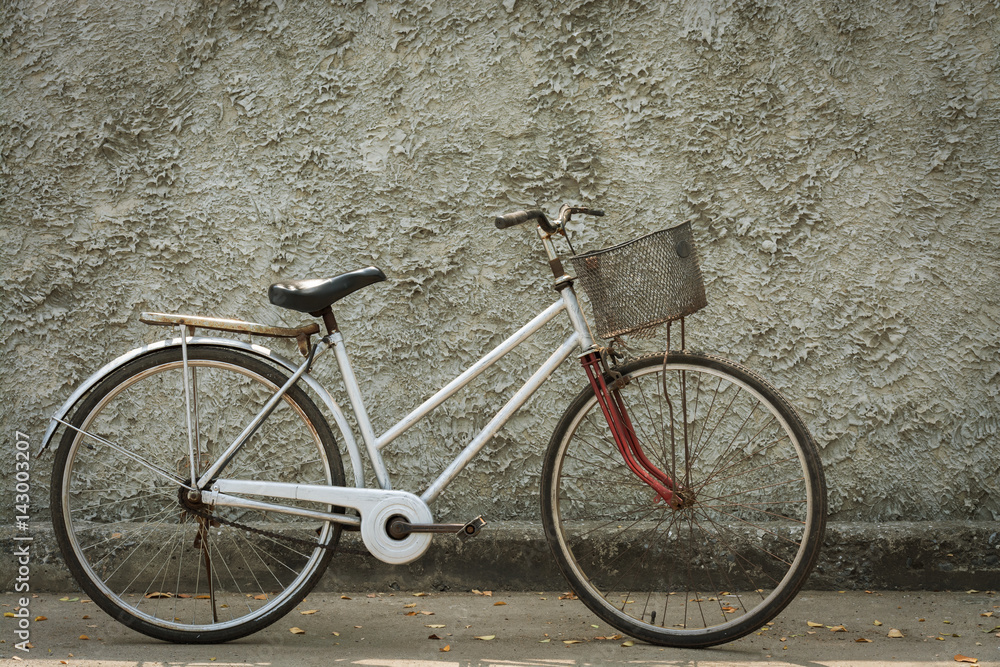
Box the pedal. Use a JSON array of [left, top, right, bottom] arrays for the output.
[[458, 516, 486, 541]]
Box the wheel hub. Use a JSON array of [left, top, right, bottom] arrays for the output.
[[178, 486, 208, 512], [668, 486, 697, 510]]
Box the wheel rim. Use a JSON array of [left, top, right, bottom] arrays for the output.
[[549, 360, 818, 638], [59, 354, 338, 634]]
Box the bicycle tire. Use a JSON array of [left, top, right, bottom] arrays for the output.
[[541, 352, 826, 648], [50, 345, 345, 643]]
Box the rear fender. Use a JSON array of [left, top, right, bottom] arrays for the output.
[[39, 336, 367, 488]]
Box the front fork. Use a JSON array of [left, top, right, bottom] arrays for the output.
[[580, 351, 684, 510]]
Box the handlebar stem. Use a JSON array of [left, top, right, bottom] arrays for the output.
[[538, 225, 572, 285]]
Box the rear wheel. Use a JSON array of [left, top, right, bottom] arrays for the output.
[[541, 352, 826, 647], [50, 345, 344, 643]]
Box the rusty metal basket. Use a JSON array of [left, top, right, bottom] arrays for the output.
[[570, 222, 707, 339]]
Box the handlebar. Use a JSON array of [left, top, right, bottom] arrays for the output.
[[494, 205, 604, 233], [495, 209, 554, 232]]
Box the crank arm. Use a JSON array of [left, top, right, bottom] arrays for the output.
[[388, 515, 486, 540]]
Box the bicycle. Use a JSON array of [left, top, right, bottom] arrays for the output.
[[41, 204, 826, 648]]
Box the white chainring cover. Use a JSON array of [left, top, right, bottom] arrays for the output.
[[360, 494, 434, 565]]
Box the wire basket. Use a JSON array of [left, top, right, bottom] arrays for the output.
[[570, 222, 707, 339]]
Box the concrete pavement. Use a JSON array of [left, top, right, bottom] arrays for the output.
[[2, 589, 998, 666]]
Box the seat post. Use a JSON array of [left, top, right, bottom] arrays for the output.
[[311, 306, 339, 335]]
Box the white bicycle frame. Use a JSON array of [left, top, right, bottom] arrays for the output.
[[46, 228, 600, 564]]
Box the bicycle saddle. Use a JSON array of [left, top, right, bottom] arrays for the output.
[[268, 266, 386, 314]]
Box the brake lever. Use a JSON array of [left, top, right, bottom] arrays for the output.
[[557, 204, 606, 226]]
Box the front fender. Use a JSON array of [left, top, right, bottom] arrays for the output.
[[40, 336, 366, 488]]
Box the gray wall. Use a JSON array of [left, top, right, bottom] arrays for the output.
[[2, 0, 998, 529]]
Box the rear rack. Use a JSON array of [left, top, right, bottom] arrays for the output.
[[140, 312, 318, 356]]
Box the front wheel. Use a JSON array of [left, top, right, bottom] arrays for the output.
[[50, 345, 345, 643], [541, 352, 826, 648]]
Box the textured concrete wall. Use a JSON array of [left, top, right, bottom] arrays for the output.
[[2, 0, 998, 531]]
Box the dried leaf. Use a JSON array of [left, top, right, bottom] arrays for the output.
[[195, 595, 211, 600], [405, 611, 418, 616], [413, 592, 428, 597], [428, 634, 442, 640], [936, 636, 946, 641], [830, 625, 847, 632], [475, 635, 495, 640], [300, 609, 318, 615], [721, 606, 737, 613], [420, 611, 435, 616], [472, 589, 483, 595], [144, 592, 173, 599], [79, 635, 89, 640], [539, 638, 550, 643], [621, 640, 635, 647], [426, 624, 445, 629], [874, 620, 883, 626], [289, 627, 305, 635], [340, 595, 351, 600], [440, 645, 451, 652], [253, 594, 268, 601], [177, 594, 191, 599], [563, 640, 581, 644], [807, 621, 824, 628], [366, 593, 378, 598], [856, 638, 872, 643], [887, 629, 904, 638], [111, 533, 122, 539], [559, 592, 578, 600], [981, 612, 994, 617], [332, 631, 340, 636], [403, 603, 417, 608], [954, 656, 978, 664], [494, 601, 507, 606]]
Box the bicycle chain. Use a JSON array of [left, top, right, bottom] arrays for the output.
[[182, 503, 371, 556]]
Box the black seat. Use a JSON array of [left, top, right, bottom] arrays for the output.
[[268, 266, 386, 314]]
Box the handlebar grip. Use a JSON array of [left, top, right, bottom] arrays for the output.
[[494, 209, 554, 232]]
